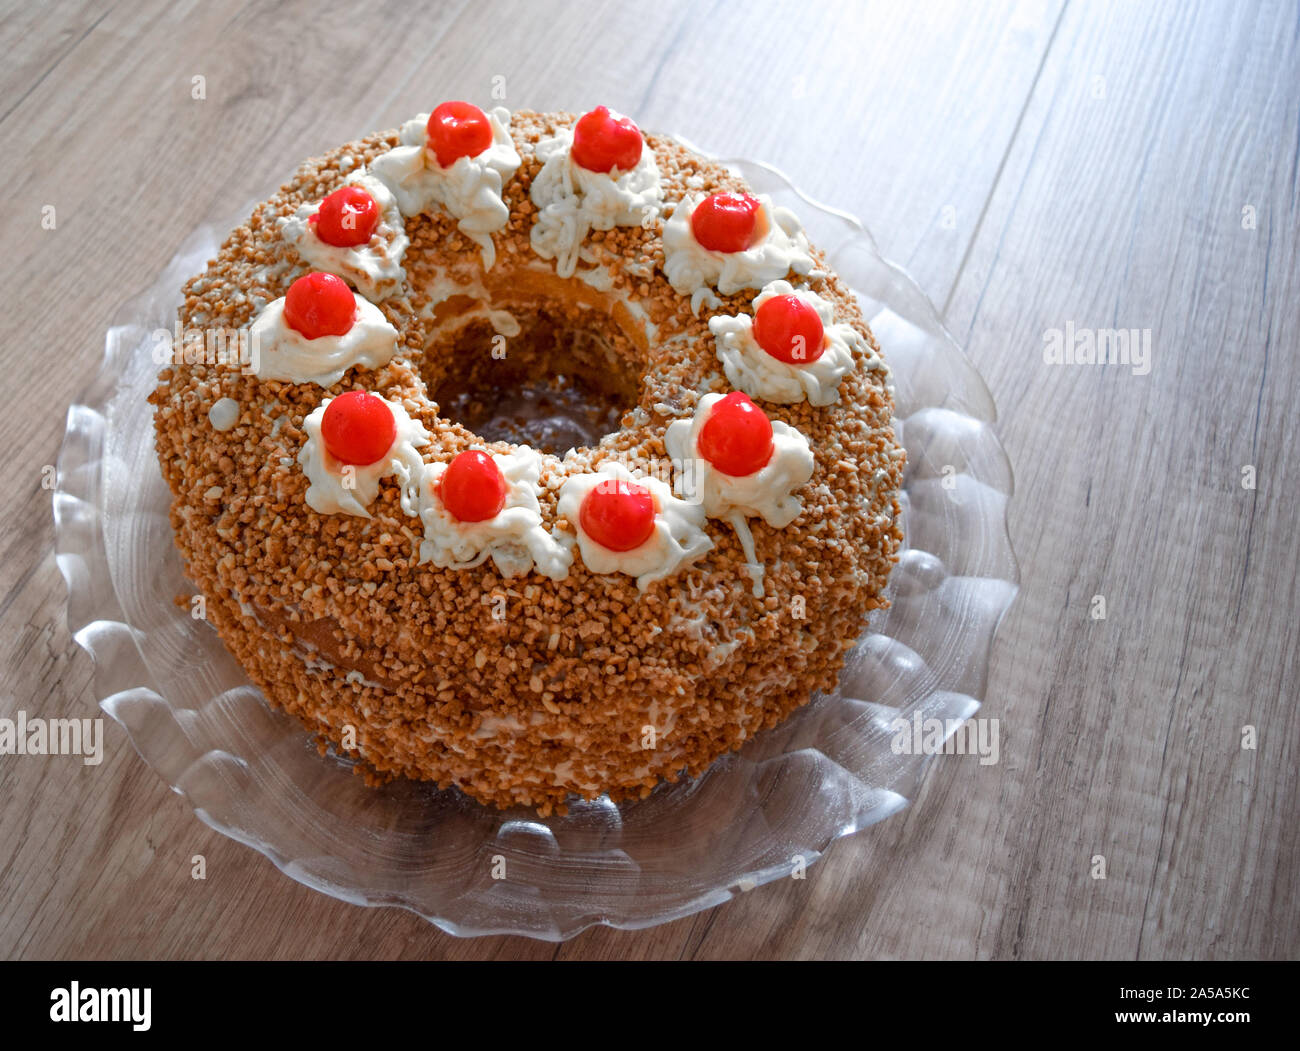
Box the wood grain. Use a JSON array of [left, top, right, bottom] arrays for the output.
[[0, 0, 1294, 960], [940, 0, 1300, 960]]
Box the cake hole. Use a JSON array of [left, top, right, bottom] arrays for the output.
[[423, 301, 645, 455]]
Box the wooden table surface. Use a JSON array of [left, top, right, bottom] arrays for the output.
[[2, 0, 1297, 960]]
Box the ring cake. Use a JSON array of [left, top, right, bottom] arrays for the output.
[[151, 103, 906, 814]]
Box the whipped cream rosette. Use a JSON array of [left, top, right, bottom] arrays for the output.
[[279, 174, 409, 301], [299, 392, 430, 519], [557, 461, 712, 591], [249, 273, 401, 388], [708, 279, 878, 406], [368, 103, 520, 269], [529, 107, 664, 279], [662, 191, 818, 313], [417, 445, 572, 580], [665, 391, 814, 596]]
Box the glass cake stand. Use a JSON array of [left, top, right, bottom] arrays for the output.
[[54, 154, 1018, 940]]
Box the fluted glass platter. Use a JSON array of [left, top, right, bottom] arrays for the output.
[[54, 153, 1018, 940]]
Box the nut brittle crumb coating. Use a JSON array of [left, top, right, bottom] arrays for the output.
[[150, 110, 905, 814]]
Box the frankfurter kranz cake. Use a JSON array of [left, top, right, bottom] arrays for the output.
[[151, 102, 905, 814]]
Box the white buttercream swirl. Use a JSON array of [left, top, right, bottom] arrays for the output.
[[665, 393, 815, 527], [529, 124, 663, 279], [557, 462, 712, 591], [417, 446, 572, 580], [279, 174, 409, 301], [368, 107, 520, 269], [662, 194, 818, 312], [299, 395, 431, 519], [665, 392, 815, 596], [249, 292, 400, 388], [708, 280, 872, 406]]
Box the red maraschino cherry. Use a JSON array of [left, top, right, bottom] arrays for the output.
[[312, 185, 380, 248], [752, 294, 826, 365], [579, 478, 656, 552], [426, 101, 494, 169], [439, 450, 507, 523], [283, 272, 357, 339], [697, 392, 775, 477], [321, 391, 397, 466], [571, 106, 643, 174], [690, 192, 765, 253]]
